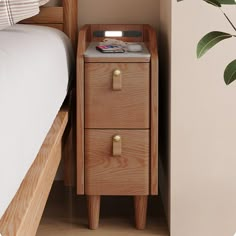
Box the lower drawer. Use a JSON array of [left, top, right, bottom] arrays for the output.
[[85, 129, 149, 195]]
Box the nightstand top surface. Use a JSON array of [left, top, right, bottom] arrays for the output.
[[84, 42, 151, 63]]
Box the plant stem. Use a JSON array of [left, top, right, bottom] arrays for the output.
[[219, 8, 236, 32]]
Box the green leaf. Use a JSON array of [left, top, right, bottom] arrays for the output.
[[203, 0, 222, 7], [224, 60, 236, 85], [197, 31, 233, 58], [217, 0, 236, 4]]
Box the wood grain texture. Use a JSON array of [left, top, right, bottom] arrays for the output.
[[76, 25, 91, 194], [78, 24, 158, 199], [85, 63, 150, 129], [24, 23, 63, 31], [134, 196, 148, 230], [87, 196, 101, 230], [63, 126, 75, 187], [22, 7, 63, 24], [144, 25, 159, 195], [91, 24, 144, 42], [85, 130, 149, 196], [64, 89, 76, 187], [63, 0, 78, 50], [0, 109, 68, 236], [21, 2, 78, 49]]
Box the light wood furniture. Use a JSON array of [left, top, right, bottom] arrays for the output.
[[0, 109, 68, 236], [85, 63, 150, 128], [0, 1, 77, 235], [22, 1, 77, 50], [77, 24, 158, 230]]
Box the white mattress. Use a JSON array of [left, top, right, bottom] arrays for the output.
[[0, 24, 73, 219]]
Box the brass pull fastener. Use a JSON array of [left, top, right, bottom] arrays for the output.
[[112, 69, 122, 91], [113, 135, 122, 156]]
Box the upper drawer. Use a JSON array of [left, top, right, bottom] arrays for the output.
[[85, 63, 150, 129]]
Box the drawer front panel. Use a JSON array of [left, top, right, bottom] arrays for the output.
[[85, 129, 149, 195], [85, 63, 150, 129]]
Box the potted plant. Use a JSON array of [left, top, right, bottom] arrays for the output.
[[179, 0, 236, 85]]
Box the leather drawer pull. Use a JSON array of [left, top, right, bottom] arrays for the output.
[[113, 69, 122, 91], [113, 135, 122, 156]]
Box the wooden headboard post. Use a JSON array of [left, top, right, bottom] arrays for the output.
[[21, 0, 78, 50], [63, 0, 78, 50]]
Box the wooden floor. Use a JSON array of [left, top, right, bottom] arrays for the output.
[[37, 182, 169, 236]]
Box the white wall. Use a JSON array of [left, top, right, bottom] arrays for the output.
[[171, 1, 236, 235]]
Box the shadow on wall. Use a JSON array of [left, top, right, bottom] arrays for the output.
[[46, 0, 61, 6], [158, 0, 171, 228], [158, 26, 171, 186]]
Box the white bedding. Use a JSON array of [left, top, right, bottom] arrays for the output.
[[0, 24, 73, 219]]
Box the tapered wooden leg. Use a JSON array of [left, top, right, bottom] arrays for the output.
[[134, 196, 148, 230], [87, 195, 101, 230]]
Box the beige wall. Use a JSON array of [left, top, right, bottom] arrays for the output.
[[78, 0, 160, 30], [47, 0, 160, 31], [170, 1, 236, 235]]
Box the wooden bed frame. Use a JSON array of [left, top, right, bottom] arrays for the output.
[[0, 1, 77, 235]]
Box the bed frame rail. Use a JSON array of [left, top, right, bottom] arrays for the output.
[[0, 109, 68, 236], [0, 1, 78, 235]]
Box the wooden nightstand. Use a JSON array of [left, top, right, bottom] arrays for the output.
[[77, 24, 158, 230]]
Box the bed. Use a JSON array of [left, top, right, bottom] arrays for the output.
[[0, 1, 77, 235]]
